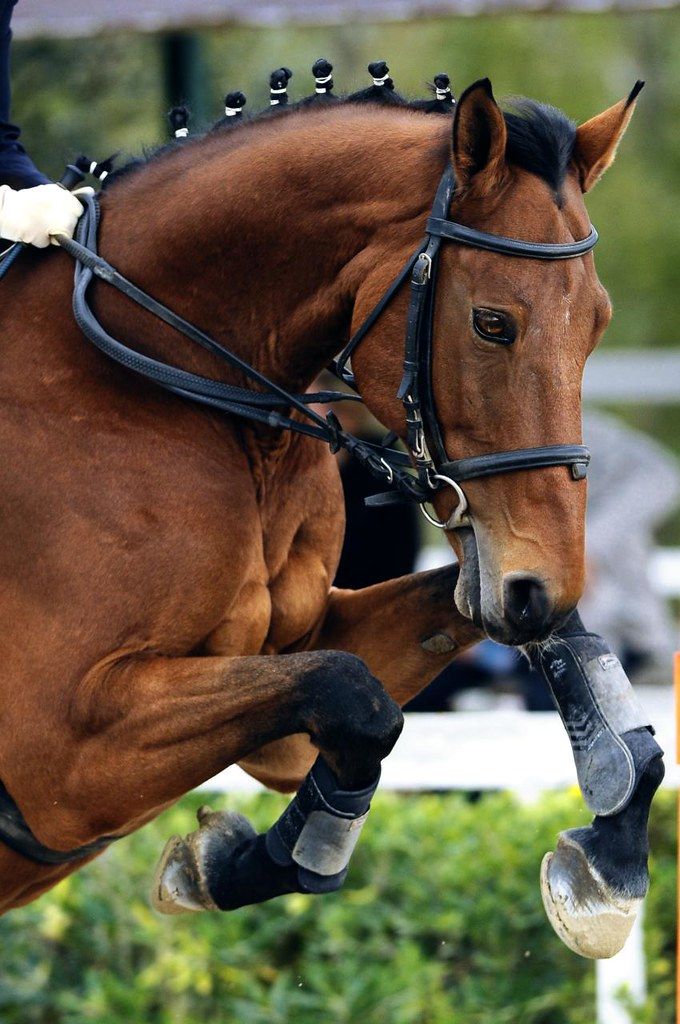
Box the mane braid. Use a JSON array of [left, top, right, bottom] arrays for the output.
[[102, 91, 446, 187], [103, 93, 576, 195]]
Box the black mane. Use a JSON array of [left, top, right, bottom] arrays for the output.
[[104, 91, 576, 198]]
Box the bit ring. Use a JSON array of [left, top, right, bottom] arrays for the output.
[[418, 474, 469, 530]]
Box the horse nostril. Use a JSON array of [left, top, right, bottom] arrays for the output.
[[503, 575, 553, 634]]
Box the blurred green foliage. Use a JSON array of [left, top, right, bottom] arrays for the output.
[[8, 11, 680, 541], [0, 788, 675, 1024]]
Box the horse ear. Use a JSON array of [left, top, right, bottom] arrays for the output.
[[451, 78, 508, 194], [573, 81, 643, 193]]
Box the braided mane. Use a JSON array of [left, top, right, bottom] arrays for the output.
[[104, 74, 576, 195]]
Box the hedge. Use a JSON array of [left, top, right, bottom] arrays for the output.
[[0, 789, 674, 1024]]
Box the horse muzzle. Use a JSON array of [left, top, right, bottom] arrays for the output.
[[453, 525, 572, 645]]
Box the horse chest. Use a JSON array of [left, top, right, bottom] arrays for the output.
[[263, 541, 332, 653], [255, 450, 344, 654], [205, 495, 342, 657], [204, 439, 344, 656]]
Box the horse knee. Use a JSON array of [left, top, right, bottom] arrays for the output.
[[300, 651, 403, 785]]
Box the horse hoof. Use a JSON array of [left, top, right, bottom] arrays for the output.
[[540, 832, 641, 959], [150, 810, 257, 915]]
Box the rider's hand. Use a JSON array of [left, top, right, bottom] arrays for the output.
[[0, 182, 92, 248]]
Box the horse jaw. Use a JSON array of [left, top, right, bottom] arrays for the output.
[[452, 526, 483, 626]]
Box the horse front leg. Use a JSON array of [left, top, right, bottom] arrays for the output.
[[154, 560, 481, 912], [32, 649, 403, 915], [314, 571, 664, 961], [315, 565, 484, 703], [527, 611, 665, 959]]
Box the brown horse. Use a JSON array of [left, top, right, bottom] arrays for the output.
[[0, 77, 660, 959]]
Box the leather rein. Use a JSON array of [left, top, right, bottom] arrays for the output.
[[0, 165, 598, 865]]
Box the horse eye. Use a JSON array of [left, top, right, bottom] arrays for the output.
[[472, 308, 516, 345]]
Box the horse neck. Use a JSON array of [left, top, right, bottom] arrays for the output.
[[98, 108, 449, 395]]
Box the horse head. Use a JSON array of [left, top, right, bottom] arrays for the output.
[[353, 78, 641, 645]]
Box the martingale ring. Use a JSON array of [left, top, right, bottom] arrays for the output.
[[418, 474, 470, 530]]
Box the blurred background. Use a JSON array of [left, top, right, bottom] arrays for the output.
[[2, 2, 678, 1023]]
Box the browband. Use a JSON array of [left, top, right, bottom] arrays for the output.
[[426, 218, 599, 260]]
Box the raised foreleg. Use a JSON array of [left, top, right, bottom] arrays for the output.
[[315, 565, 484, 703], [9, 650, 403, 914]]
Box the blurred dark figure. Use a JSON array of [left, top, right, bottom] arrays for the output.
[[334, 444, 419, 589], [310, 376, 420, 590], [579, 410, 680, 685]]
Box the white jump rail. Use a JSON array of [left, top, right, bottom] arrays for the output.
[[201, 686, 675, 1024], [584, 349, 680, 404]]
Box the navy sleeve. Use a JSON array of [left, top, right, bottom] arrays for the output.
[[0, 0, 49, 187]]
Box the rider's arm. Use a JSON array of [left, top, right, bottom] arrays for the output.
[[0, 0, 86, 247], [0, 0, 48, 188]]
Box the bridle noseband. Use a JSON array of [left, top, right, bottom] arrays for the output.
[[335, 165, 597, 527]]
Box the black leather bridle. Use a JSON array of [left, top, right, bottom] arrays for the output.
[[334, 165, 597, 527], [2, 164, 598, 536]]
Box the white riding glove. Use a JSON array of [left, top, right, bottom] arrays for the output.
[[0, 182, 92, 248]]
